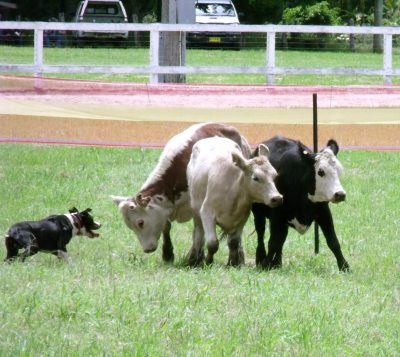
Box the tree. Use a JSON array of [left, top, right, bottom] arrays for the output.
[[124, 0, 158, 22], [234, 0, 284, 24], [373, 0, 383, 52]]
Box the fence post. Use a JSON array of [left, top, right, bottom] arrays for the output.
[[266, 32, 276, 85], [34, 29, 43, 77], [383, 34, 392, 85], [150, 30, 160, 84], [33, 29, 44, 91]]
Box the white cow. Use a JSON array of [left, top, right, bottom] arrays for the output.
[[186, 136, 283, 266], [112, 122, 251, 263]]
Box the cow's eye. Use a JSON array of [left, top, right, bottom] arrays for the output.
[[318, 169, 325, 177], [137, 219, 144, 229], [253, 176, 260, 182]]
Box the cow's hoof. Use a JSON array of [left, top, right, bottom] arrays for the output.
[[261, 259, 275, 270], [238, 249, 245, 265], [339, 261, 350, 272], [227, 258, 239, 267], [227, 252, 244, 267], [255, 252, 267, 267], [162, 251, 174, 264], [205, 255, 214, 266], [186, 248, 205, 267], [188, 257, 204, 268]]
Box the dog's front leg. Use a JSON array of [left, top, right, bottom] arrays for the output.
[[57, 250, 70, 263], [4, 235, 20, 262], [20, 244, 39, 261], [15, 232, 38, 262]]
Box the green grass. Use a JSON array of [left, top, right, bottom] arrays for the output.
[[1, 45, 399, 85], [1, 144, 399, 355]]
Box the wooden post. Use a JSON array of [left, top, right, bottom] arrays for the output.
[[159, 0, 186, 83], [313, 93, 319, 255]]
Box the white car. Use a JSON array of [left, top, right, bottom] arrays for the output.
[[187, 0, 241, 50], [72, 0, 128, 47]]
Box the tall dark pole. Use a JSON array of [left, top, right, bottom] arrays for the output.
[[313, 93, 319, 254]]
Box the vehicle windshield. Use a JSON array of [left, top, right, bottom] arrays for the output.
[[85, 4, 119, 15], [196, 4, 235, 16]]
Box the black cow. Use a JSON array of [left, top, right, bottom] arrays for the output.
[[252, 136, 350, 272]]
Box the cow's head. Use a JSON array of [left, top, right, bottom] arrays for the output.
[[301, 139, 346, 203], [233, 144, 283, 207], [112, 194, 173, 253]]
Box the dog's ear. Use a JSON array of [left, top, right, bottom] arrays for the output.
[[83, 208, 92, 214], [69, 207, 79, 213]]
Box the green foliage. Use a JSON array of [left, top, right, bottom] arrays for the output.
[[0, 144, 400, 355], [281, 2, 342, 50], [282, 1, 341, 25], [383, 0, 400, 25], [235, 0, 284, 24]]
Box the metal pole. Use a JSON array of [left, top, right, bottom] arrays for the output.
[[313, 93, 319, 254]]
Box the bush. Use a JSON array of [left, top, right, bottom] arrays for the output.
[[282, 1, 342, 50], [282, 1, 341, 26]]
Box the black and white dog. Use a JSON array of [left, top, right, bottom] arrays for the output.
[[4, 207, 101, 262]]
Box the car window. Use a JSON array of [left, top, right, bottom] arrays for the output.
[[196, 4, 235, 17], [85, 4, 119, 15]]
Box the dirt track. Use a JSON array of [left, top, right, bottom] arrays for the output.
[[1, 80, 400, 149], [1, 114, 399, 149]]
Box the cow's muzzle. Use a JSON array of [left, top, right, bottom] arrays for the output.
[[332, 191, 346, 203], [269, 195, 283, 208], [143, 246, 157, 253]]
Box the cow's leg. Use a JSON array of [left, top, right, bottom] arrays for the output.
[[263, 217, 288, 270], [252, 204, 267, 266], [316, 204, 350, 272], [200, 205, 218, 265], [188, 216, 205, 266], [227, 216, 247, 266], [162, 221, 174, 263], [187, 215, 205, 267], [227, 230, 245, 267]]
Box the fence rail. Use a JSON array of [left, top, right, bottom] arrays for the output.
[[1, 21, 400, 84]]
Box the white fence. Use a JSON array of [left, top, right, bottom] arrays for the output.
[[1, 21, 400, 84]]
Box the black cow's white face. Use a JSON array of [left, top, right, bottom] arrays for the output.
[[308, 143, 346, 203]]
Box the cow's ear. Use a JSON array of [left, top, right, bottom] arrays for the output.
[[326, 139, 339, 155], [258, 143, 270, 158], [232, 152, 247, 172], [111, 195, 129, 206]]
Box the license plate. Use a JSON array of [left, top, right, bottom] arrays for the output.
[[209, 37, 221, 43]]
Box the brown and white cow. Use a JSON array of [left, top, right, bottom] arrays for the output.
[[186, 136, 283, 267], [112, 122, 251, 262]]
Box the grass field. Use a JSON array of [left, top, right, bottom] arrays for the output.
[[1, 45, 400, 85], [1, 143, 399, 355]]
